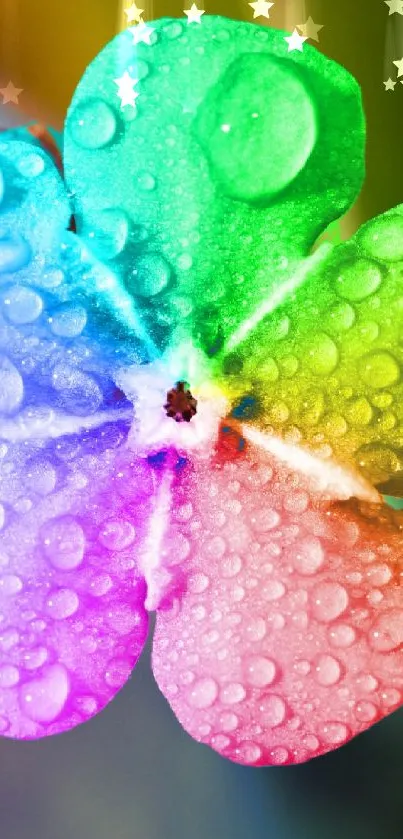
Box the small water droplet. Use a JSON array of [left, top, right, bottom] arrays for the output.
[[219, 711, 238, 732], [99, 520, 136, 551], [354, 701, 378, 722], [129, 252, 172, 297], [258, 694, 287, 727], [333, 258, 383, 301], [15, 151, 45, 178], [235, 741, 262, 764], [0, 574, 22, 595], [359, 351, 400, 389], [270, 746, 289, 765], [293, 536, 325, 575], [319, 721, 350, 745], [41, 517, 85, 570], [105, 658, 132, 688], [0, 355, 23, 414], [369, 609, 403, 651]]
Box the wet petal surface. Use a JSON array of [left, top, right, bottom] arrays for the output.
[[152, 429, 403, 766]]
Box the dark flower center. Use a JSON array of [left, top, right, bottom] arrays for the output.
[[164, 381, 198, 423]]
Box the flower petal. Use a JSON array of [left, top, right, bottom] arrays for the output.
[[214, 206, 403, 491], [0, 135, 156, 738], [63, 16, 364, 354], [152, 428, 403, 766]]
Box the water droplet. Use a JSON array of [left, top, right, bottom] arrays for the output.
[[333, 258, 383, 301], [258, 694, 286, 727], [19, 664, 69, 722], [0, 665, 19, 687], [251, 508, 280, 532], [270, 746, 289, 765], [0, 235, 31, 273], [177, 253, 193, 270], [305, 333, 339, 375], [365, 564, 392, 586], [357, 214, 403, 261], [354, 701, 378, 722], [15, 151, 45, 178], [105, 658, 132, 688], [311, 583, 349, 623], [380, 687, 401, 707], [26, 460, 57, 495], [319, 721, 350, 745], [194, 53, 316, 203], [82, 208, 130, 260], [129, 252, 172, 297], [69, 99, 117, 149], [293, 536, 325, 575], [345, 397, 373, 427], [106, 604, 142, 635], [51, 365, 103, 415], [359, 351, 400, 389], [245, 617, 267, 642], [99, 520, 136, 551], [46, 588, 79, 619], [49, 304, 87, 338], [294, 660, 311, 676], [40, 266, 65, 289], [283, 490, 309, 514], [137, 171, 156, 191], [188, 573, 210, 594], [327, 302, 356, 331], [219, 711, 238, 732], [261, 580, 286, 601], [3, 286, 43, 324], [303, 734, 320, 751], [163, 20, 183, 39], [0, 355, 23, 414], [22, 646, 48, 670], [235, 741, 262, 764], [221, 554, 242, 578], [187, 676, 218, 709], [220, 682, 246, 705], [245, 656, 277, 687], [0, 574, 22, 595], [41, 517, 85, 570], [314, 654, 342, 686], [369, 609, 403, 651]]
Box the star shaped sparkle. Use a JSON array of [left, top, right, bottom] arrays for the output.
[[393, 56, 403, 76], [385, 0, 403, 14], [0, 81, 23, 105], [296, 16, 324, 42], [248, 1, 274, 20], [284, 29, 308, 53], [130, 22, 155, 45], [114, 71, 140, 108], [184, 4, 205, 23], [384, 78, 396, 90], [124, 3, 144, 24]]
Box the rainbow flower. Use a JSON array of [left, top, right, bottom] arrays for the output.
[[0, 16, 403, 766]]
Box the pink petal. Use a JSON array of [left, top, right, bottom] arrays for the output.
[[152, 430, 403, 766]]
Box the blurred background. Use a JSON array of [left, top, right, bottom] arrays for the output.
[[1, 1, 403, 838]]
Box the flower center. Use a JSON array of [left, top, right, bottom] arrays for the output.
[[164, 381, 198, 423]]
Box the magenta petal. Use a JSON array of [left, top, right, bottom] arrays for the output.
[[0, 439, 154, 739], [152, 438, 403, 766]]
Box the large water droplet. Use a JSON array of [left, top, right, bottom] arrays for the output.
[[319, 721, 350, 745], [0, 236, 31, 273], [328, 623, 356, 648], [15, 151, 45, 178], [220, 682, 246, 704], [187, 677, 218, 709], [245, 655, 277, 687], [314, 654, 342, 686], [82, 208, 130, 260], [333, 258, 383, 301], [19, 664, 70, 722], [258, 694, 286, 727], [359, 351, 400, 389], [311, 583, 349, 623], [293, 536, 325, 575], [129, 252, 172, 297], [357, 214, 403, 262], [369, 609, 403, 652], [69, 99, 117, 149], [193, 53, 317, 204], [41, 517, 85, 570], [3, 286, 43, 324], [0, 355, 23, 414], [46, 588, 79, 619], [305, 333, 339, 375]]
